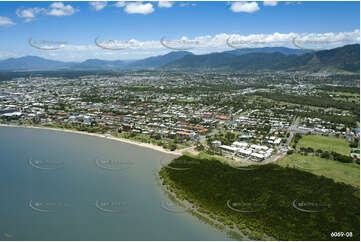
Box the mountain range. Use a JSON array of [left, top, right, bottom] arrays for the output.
[[165, 44, 360, 72], [0, 45, 359, 73]]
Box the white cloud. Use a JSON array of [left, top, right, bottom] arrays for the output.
[[230, 2, 260, 13], [46, 2, 78, 16], [225, 30, 360, 51], [16, 2, 77, 22], [4, 30, 359, 62], [263, 1, 278, 7], [0, 16, 15, 26], [24, 18, 34, 23], [89, 1, 107, 11], [124, 2, 154, 15], [90, 30, 360, 52], [49, 2, 65, 9], [16, 7, 44, 22], [158, 1, 173, 8], [63, 44, 98, 51], [16, 7, 43, 18], [114, 1, 126, 8]]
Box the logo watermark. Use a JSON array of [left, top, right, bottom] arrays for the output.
[[95, 200, 128, 213], [28, 200, 69, 213], [160, 36, 199, 50], [292, 37, 326, 51], [292, 200, 331, 213], [226, 37, 267, 50], [95, 37, 133, 50], [226, 199, 266, 213], [291, 36, 351, 51], [28, 159, 64, 170], [28, 38, 67, 50], [95, 159, 133, 171], [160, 200, 187, 214]]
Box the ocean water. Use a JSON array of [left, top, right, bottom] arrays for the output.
[[0, 127, 235, 241]]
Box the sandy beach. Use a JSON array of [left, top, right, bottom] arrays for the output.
[[0, 124, 195, 156]]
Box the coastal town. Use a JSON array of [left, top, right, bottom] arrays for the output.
[[0, 1, 359, 241], [0, 71, 359, 164]]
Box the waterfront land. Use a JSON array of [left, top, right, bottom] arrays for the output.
[[0, 69, 359, 240], [0, 124, 189, 156], [159, 154, 360, 241]]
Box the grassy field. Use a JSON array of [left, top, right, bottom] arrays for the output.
[[329, 91, 360, 97], [297, 135, 351, 155], [329, 91, 360, 104], [334, 97, 360, 104], [277, 153, 360, 187], [256, 96, 329, 111]]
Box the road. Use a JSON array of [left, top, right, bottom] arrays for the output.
[[196, 116, 301, 167], [231, 117, 301, 166], [233, 151, 286, 165], [286, 116, 300, 147]]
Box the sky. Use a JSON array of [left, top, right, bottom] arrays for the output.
[[0, 1, 359, 61]]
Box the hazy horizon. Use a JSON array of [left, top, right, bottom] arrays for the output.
[[0, 1, 359, 62]]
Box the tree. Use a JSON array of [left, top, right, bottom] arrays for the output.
[[321, 151, 330, 159], [225, 132, 235, 142], [196, 142, 205, 151], [169, 143, 177, 151]]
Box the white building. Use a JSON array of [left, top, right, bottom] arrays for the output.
[[212, 140, 222, 147], [232, 141, 248, 148]]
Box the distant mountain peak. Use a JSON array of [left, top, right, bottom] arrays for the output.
[[223, 46, 313, 56], [164, 44, 360, 73], [0, 45, 358, 72]]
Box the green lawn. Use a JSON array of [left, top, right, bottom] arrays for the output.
[[297, 135, 351, 156], [329, 91, 360, 97], [278, 153, 360, 187], [334, 97, 360, 104], [329, 92, 360, 104]]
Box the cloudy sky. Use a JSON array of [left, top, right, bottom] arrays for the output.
[[0, 1, 359, 61]]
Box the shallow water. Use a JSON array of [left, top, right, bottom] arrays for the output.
[[0, 127, 236, 240]]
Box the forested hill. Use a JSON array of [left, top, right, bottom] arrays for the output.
[[0, 45, 358, 73], [164, 44, 360, 73]]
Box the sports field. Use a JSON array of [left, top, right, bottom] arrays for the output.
[[296, 135, 351, 155], [278, 153, 359, 187]]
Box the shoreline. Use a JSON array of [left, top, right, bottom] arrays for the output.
[[157, 177, 234, 237], [0, 124, 189, 156], [1, 123, 267, 239], [158, 175, 271, 241]]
